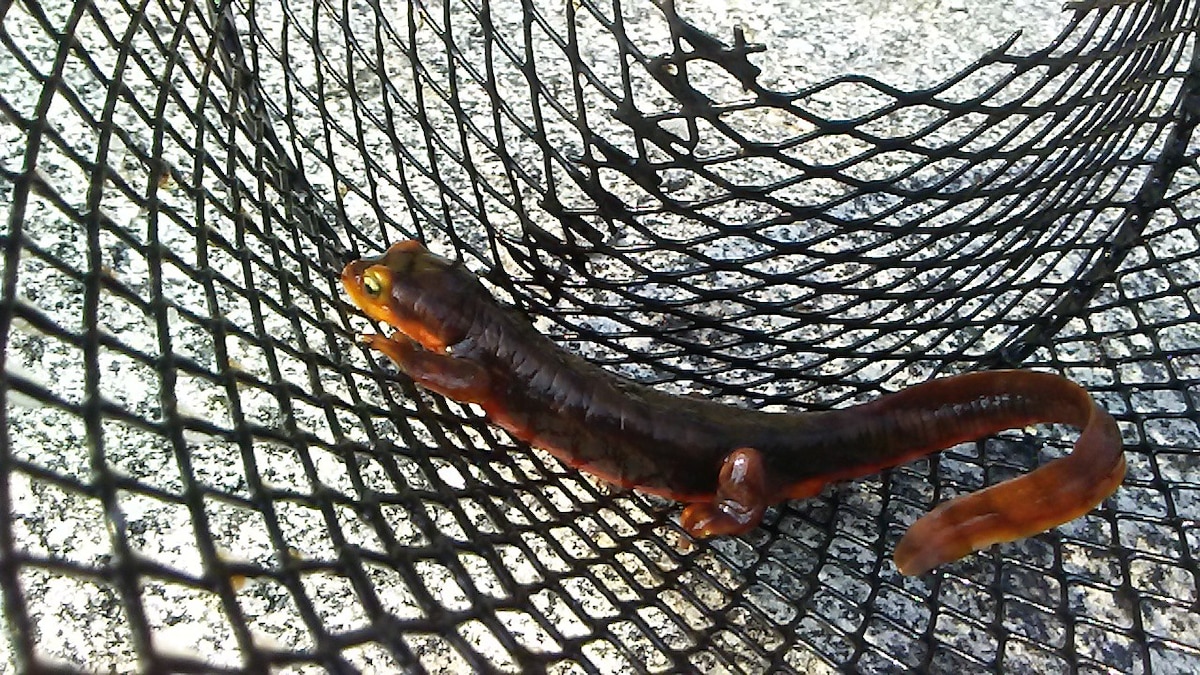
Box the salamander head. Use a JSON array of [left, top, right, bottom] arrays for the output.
[[341, 239, 475, 351]]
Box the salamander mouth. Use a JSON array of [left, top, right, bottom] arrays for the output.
[[340, 261, 393, 326], [340, 259, 450, 352]]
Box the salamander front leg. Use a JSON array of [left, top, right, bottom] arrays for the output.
[[680, 447, 770, 537], [360, 334, 493, 404]]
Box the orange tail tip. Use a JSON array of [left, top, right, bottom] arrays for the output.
[[893, 403, 1125, 575]]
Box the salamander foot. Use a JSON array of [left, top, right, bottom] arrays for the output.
[[360, 333, 493, 403], [680, 447, 769, 537]]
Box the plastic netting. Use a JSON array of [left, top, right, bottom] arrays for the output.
[[2, 0, 1199, 671]]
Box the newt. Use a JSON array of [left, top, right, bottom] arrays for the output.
[[341, 240, 1126, 575]]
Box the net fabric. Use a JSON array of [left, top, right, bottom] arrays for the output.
[[0, 0, 1198, 671]]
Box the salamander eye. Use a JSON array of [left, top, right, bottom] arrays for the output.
[[362, 267, 390, 299]]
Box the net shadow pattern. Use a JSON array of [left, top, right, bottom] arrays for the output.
[[0, 0, 1199, 671]]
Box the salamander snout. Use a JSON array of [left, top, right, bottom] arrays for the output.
[[341, 239, 469, 353]]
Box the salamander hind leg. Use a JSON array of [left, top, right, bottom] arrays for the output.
[[680, 448, 770, 537], [360, 334, 493, 404]]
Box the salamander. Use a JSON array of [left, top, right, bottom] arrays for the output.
[[341, 240, 1126, 575]]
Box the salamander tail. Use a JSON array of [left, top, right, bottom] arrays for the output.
[[892, 399, 1124, 575]]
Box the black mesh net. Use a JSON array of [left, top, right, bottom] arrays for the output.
[[1, 0, 1199, 671]]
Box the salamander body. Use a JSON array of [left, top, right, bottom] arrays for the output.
[[342, 240, 1126, 574]]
